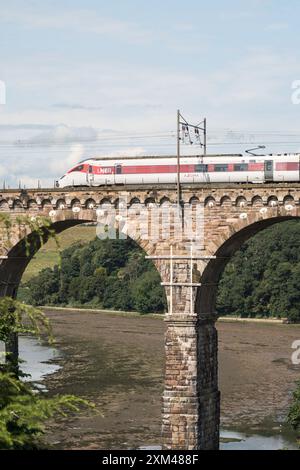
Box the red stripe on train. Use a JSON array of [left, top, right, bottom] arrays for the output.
[[69, 161, 300, 175], [276, 162, 299, 171]]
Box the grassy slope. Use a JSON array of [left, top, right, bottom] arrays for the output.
[[22, 225, 96, 282]]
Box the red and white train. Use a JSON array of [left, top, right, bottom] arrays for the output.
[[56, 154, 300, 187]]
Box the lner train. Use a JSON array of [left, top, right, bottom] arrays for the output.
[[56, 153, 300, 187]]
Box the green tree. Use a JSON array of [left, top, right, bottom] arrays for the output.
[[131, 271, 166, 314], [22, 237, 167, 314], [217, 220, 300, 322], [287, 381, 300, 447], [0, 297, 92, 449]]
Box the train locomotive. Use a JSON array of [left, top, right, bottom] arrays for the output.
[[56, 153, 300, 187]]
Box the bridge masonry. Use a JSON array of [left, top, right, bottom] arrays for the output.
[[0, 183, 300, 449]]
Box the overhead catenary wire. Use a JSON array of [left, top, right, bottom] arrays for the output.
[[2, 127, 300, 147]]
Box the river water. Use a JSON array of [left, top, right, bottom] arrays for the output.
[[18, 309, 300, 450]]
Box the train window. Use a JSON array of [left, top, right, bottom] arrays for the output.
[[234, 163, 248, 171], [70, 165, 83, 172], [266, 161, 273, 171], [214, 164, 228, 172], [195, 164, 208, 172], [115, 164, 122, 174]]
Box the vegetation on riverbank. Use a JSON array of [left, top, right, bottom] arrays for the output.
[[20, 237, 167, 314], [287, 381, 300, 447], [20, 220, 300, 321], [217, 220, 300, 322], [0, 297, 92, 449]]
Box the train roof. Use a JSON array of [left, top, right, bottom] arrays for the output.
[[79, 153, 300, 163], [79, 154, 243, 162]]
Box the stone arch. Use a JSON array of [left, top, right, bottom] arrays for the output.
[[144, 197, 156, 207], [160, 196, 171, 206], [0, 199, 9, 211], [204, 196, 215, 208], [192, 214, 299, 450], [0, 211, 163, 298], [85, 198, 96, 210], [283, 195, 295, 206], [267, 196, 279, 207], [189, 196, 200, 205], [220, 196, 232, 206], [12, 199, 24, 211], [56, 198, 66, 210], [27, 199, 38, 210], [41, 199, 52, 210], [71, 198, 81, 209], [129, 197, 141, 207], [235, 196, 247, 208], [251, 195, 263, 207], [114, 197, 127, 209], [197, 215, 298, 315], [99, 197, 112, 205]]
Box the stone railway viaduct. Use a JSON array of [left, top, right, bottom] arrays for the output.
[[0, 182, 300, 449]]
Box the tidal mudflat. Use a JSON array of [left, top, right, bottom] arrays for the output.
[[31, 309, 300, 450]]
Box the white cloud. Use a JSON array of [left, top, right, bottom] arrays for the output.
[[0, 7, 152, 44], [18, 125, 98, 145]]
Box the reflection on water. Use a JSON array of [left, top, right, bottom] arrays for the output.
[[140, 429, 298, 450], [220, 430, 298, 450], [19, 336, 61, 384], [140, 428, 298, 450]]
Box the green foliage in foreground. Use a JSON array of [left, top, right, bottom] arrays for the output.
[[287, 382, 300, 430], [0, 372, 89, 449], [20, 237, 167, 314], [0, 297, 93, 449], [0, 297, 53, 344], [287, 381, 300, 447]]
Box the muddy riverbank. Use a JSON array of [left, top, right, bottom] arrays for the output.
[[37, 309, 300, 449]]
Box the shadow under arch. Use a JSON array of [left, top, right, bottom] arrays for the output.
[[196, 215, 298, 316]]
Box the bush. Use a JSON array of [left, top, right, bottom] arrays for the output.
[[0, 297, 93, 449]]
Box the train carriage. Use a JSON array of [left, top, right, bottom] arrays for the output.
[[57, 153, 300, 187]]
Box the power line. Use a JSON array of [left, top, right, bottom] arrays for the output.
[[2, 130, 300, 148], [2, 142, 300, 154]]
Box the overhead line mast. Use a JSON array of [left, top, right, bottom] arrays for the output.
[[176, 109, 207, 206]]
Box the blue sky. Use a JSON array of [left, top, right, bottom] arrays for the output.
[[1, 0, 300, 186]]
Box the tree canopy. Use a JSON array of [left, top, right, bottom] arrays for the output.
[[20, 237, 167, 314], [217, 220, 300, 322]]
